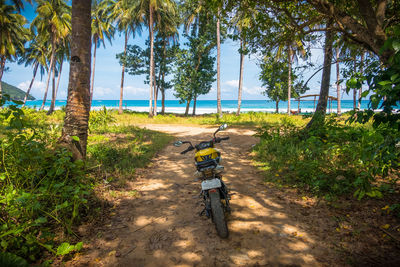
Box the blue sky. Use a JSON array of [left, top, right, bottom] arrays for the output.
[[3, 1, 354, 101]]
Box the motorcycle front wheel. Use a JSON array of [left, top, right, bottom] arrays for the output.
[[209, 190, 229, 238]]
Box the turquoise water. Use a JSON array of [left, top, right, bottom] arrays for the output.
[[23, 99, 392, 114]]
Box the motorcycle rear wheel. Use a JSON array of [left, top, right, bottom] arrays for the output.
[[209, 190, 229, 238]]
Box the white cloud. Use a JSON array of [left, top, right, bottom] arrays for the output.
[[91, 85, 153, 100], [18, 80, 46, 93], [224, 80, 239, 87], [125, 85, 149, 99], [18, 79, 70, 100], [243, 86, 264, 96], [17, 80, 47, 99], [93, 86, 113, 97], [125, 85, 147, 94]]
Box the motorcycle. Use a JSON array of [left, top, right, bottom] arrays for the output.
[[174, 124, 231, 238]]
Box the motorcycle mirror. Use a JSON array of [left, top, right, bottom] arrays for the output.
[[219, 124, 228, 131], [173, 141, 183, 147]]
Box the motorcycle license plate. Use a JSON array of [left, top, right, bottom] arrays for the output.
[[201, 178, 221, 191]]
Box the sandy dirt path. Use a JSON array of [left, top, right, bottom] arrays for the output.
[[67, 125, 338, 267]]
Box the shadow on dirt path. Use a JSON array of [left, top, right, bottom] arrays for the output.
[[66, 125, 340, 267]]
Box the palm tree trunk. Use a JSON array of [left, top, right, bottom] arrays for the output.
[[353, 59, 357, 110], [119, 30, 128, 115], [23, 62, 39, 107], [153, 72, 157, 116], [192, 93, 197, 116], [41, 38, 56, 110], [236, 38, 244, 116], [306, 20, 334, 129], [357, 51, 364, 110], [336, 46, 341, 115], [216, 9, 222, 118], [55, 58, 63, 97], [0, 56, 5, 99], [161, 38, 166, 115], [148, 5, 154, 117], [287, 44, 292, 115], [184, 99, 190, 116], [47, 62, 57, 115], [90, 37, 97, 107], [161, 87, 165, 115], [60, 0, 91, 160]]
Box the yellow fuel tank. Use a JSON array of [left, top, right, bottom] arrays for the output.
[[195, 148, 220, 162]]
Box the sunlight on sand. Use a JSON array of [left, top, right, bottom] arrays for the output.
[[138, 181, 168, 191], [173, 239, 193, 248], [229, 221, 277, 234], [181, 252, 202, 262], [134, 216, 153, 226], [287, 240, 310, 251], [247, 250, 264, 258]]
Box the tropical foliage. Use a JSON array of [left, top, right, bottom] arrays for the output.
[[254, 116, 399, 200], [30, 0, 71, 112], [1, 0, 400, 264], [0, 1, 30, 97], [90, 0, 115, 104], [259, 52, 308, 113]]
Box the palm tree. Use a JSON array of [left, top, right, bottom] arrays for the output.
[[19, 37, 49, 107], [152, 3, 179, 116], [274, 37, 306, 115], [335, 46, 341, 115], [10, 0, 32, 13], [216, 7, 222, 118], [111, 0, 141, 115], [48, 36, 70, 114], [55, 38, 70, 97], [91, 0, 115, 106], [135, 0, 178, 117], [184, 0, 223, 117], [306, 20, 334, 129], [229, 2, 254, 116], [31, 0, 71, 111], [60, 0, 91, 160], [0, 1, 30, 99]]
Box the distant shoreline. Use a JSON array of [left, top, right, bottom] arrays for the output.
[[21, 99, 384, 114], [25, 105, 378, 115]]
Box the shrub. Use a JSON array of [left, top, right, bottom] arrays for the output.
[[89, 106, 115, 131], [0, 97, 90, 262], [254, 116, 399, 199]]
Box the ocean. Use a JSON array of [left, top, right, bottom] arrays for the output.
[[23, 99, 382, 114]]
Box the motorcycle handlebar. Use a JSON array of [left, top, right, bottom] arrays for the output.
[[215, 136, 230, 143], [180, 146, 194, 154], [180, 136, 229, 154]]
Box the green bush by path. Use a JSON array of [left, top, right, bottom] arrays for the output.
[[253, 115, 399, 200], [0, 104, 172, 263], [0, 99, 90, 262], [87, 125, 173, 179]]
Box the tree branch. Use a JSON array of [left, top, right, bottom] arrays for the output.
[[307, 0, 387, 58], [376, 0, 387, 27]]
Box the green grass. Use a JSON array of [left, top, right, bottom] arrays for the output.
[[87, 125, 173, 181], [0, 107, 173, 263], [253, 115, 399, 201], [96, 109, 311, 127]]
